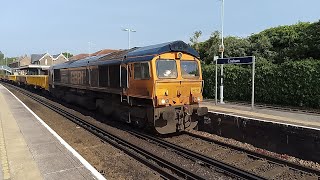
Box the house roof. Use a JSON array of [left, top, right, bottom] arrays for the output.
[[91, 49, 119, 56], [68, 54, 90, 61], [52, 54, 60, 59], [14, 55, 30, 62], [31, 53, 47, 63]]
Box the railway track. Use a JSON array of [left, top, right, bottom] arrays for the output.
[[165, 131, 320, 179], [3, 82, 265, 179], [183, 131, 320, 176]]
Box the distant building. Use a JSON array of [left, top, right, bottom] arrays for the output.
[[68, 54, 90, 61], [6, 53, 68, 75], [31, 53, 53, 65], [52, 53, 69, 65], [31, 53, 68, 66], [69, 49, 118, 61], [8, 55, 31, 68]]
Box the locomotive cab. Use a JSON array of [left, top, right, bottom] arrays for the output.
[[126, 42, 208, 134]]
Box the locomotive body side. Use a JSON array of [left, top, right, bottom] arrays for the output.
[[48, 41, 207, 134]]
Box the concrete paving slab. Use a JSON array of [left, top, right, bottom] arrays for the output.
[[24, 134, 55, 145], [202, 101, 320, 129], [29, 142, 63, 157], [35, 152, 81, 175], [43, 167, 88, 180], [77, 166, 98, 179]]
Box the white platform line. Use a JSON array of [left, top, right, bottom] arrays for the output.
[[1, 84, 106, 180], [209, 110, 320, 131]]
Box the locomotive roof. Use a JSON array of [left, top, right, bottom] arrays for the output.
[[125, 40, 200, 62], [51, 41, 199, 69]]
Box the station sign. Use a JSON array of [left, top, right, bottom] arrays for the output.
[[217, 56, 254, 65]]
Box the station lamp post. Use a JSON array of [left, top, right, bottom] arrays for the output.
[[122, 28, 136, 49], [219, 0, 225, 104]]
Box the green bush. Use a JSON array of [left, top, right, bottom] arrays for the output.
[[202, 59, 320, 108]]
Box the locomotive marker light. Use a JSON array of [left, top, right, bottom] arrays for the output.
[[215, 56, 256, 110]]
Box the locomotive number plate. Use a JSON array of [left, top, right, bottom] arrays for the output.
[[191, 87, 201, 94]]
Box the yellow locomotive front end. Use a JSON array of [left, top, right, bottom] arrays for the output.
[[151, 52, 207, 134]]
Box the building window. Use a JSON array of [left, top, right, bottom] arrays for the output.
[[45, 59, 48, 65]]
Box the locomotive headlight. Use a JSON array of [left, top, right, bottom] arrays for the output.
[[161, 99, 166, 105], [159, 99, 169, 105], [193, 97, 201, 102]]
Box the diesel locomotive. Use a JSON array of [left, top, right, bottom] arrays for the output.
[[1, 41, 208, 134]]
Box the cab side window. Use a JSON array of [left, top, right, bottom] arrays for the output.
[[134, 62, 150, 79]]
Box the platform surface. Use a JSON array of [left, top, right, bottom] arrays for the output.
[[0, 84, 102, 180], [201, 100, 320, 130]]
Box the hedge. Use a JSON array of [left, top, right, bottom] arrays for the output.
[[202, 59, 320, 108]]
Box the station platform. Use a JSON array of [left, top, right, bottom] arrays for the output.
[[0, 84, 105, 180], [201, 100, 320, 130]]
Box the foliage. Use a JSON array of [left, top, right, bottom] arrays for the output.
[[0, 52, 4, 60], [189, 31, 202, 52], [62, 52, 73, 58], [197, 20, 320, 65], [202, 60, 320, 108], [0, 57, 16, 66], [197, 20, 320, 108]]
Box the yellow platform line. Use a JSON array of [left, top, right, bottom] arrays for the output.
[[0, 118, 10, 180]]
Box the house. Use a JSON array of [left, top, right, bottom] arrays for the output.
[[68, 54, 90, 61], [8, 55, 31, 68], [91, 49, 118, 56], [31, 53, 53, 65], [31, 53, 68, 66], [52, 53, 69, 65], [69, 49, 118, 61]]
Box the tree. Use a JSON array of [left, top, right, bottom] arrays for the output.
[[189, 31, 202, 52], [0, 51, 4, 60], [62, 52, 73, 58], [197, 31, 220, 64]]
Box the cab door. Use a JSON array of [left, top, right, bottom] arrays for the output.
[[127, 61, 153, 99], [121, 65, 128, 95]]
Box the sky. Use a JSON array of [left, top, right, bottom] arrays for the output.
[[0, 0, 319, 57]]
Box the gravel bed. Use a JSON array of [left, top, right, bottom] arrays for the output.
[[165, 130, 319, 179], [188, 129, 320, 170]]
